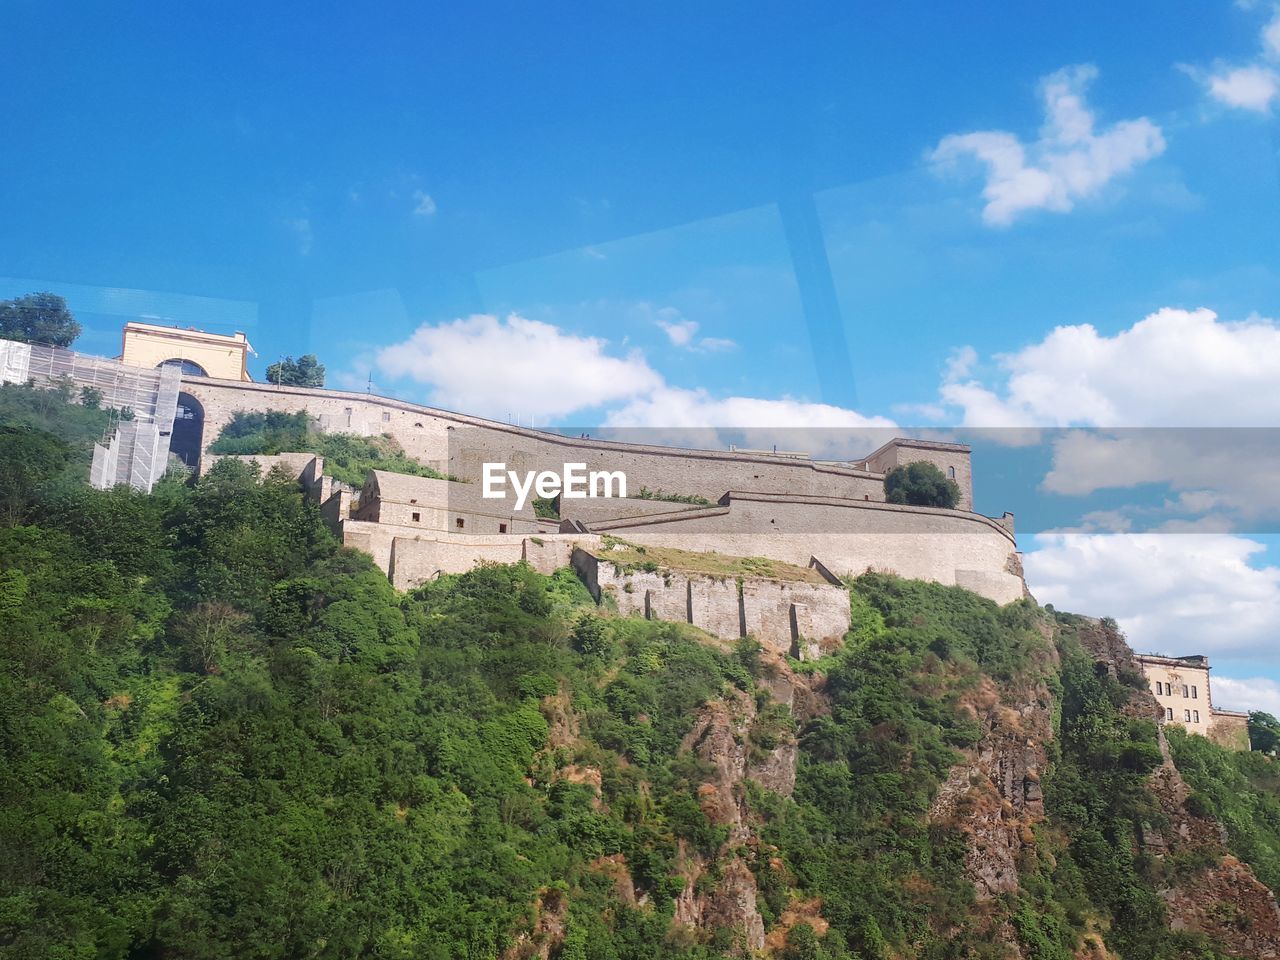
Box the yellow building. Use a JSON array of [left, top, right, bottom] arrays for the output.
[[120, 321, 253, 381], [1136, 653, 1251, 750]]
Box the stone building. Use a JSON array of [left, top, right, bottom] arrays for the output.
[[120, 321, 253, 381], [1135, 654, 1251, 750]]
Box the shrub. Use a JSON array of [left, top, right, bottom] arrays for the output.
[[883, 461, 961, 509]]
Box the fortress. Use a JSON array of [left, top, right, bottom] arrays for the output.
[[0, 326, 1028, 622]]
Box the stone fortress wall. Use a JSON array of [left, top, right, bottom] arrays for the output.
[[179, 377, 971, 506], [174, 374, 1024, 603], [571, 548, 852, 660]]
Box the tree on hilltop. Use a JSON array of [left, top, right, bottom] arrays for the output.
[[265, 354, 325, 387], [0, 291, 81, 347], [1250, 712, 1280, 755], [883, 461, 961, 509]]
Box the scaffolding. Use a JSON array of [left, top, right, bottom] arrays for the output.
[[1, 338, 178, 492]]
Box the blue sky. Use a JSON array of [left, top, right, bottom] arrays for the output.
[[4, 1, 1280, 704]]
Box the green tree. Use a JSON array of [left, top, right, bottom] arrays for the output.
[[0, 426, 69, 524], [265, 354, 325, 386], [80, 386, 103, 409], [1250, 711, 1280, 755], [883, 461, 961, 509], [0, 291, 81, 347]]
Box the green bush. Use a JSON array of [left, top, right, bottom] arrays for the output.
[[883, 461, 961, 509]]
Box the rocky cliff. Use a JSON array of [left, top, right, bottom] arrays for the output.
[[516, 583, 1280, 959]]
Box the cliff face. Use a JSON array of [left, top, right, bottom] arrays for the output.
[[524, 588, 1280, 959], [1072, 618, 1280, 958]]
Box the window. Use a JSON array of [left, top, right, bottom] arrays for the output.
[[1191, 685, 1198, 699], [947, 466, 956, 479], [1182, 684, 1189, 697], [411, 512, 420, 522], [498, 523, 507, 533], [1166, 708, 1174, 720], [456, 518, 464, 529], [382, 411, 390, 422], [1184, 710, 1191, 722], [1193, 710, 1200, 723]]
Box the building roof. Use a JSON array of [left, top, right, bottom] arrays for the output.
[[1136, 653, 1211, 669], [862, 436, 972, 463], [122, 320, 254, 354]]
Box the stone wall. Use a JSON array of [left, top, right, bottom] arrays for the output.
[[178, 377, 893, 502], [1209, 711, 1251, 752], [558, 495, 704, 525], [174, 377, 1024, 605], [585, 493, 1024, 605], [573, 549, 851, 657], [356, 529, 597, 590]]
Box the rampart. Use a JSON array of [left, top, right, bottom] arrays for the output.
[[179, 376, 922, 502], [176, 376, 1025, 605], [571, 547, 851, 659]]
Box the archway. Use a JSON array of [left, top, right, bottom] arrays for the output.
[[170, 391, 205, 468]]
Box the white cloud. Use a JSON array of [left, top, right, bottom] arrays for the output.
[[698, 337, 737, 352], [603, 386, 896, 458], [413, 191, 437, 217], [1207, 64, 1280, 110], [1024, 533, 1280, 659], [657, 314, 699, 347], [942, 307, 1280, 428], [375, 313, 663, 420], [930, 64, 1165, 225], [1213, 675, 1280, 714], [650, 306, 737, 353], [939, 307, 1280, 523], [1266, 10, 1280, 55], [1195, 8, 1280, 112]]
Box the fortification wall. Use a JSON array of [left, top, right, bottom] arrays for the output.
[[178, 378, 1023, 605], [376, 531, 596, 589], [179, 377, 890, 501], [584, 494, 1023, 604], [576, 549, 851, 656], [608, 531, 1024, 605], [558, 495, 704, 524], [1209, 712, 1251, 752]]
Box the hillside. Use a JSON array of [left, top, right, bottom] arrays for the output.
[[4, 385, 1280, 959]]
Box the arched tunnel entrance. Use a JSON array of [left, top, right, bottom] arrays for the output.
[[170, 392, 205, 469]]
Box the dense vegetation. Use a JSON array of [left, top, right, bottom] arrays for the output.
[[5, 384, 1280, 959], [207, 409, 449, 486], [1169, 726, 1280, 892]]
